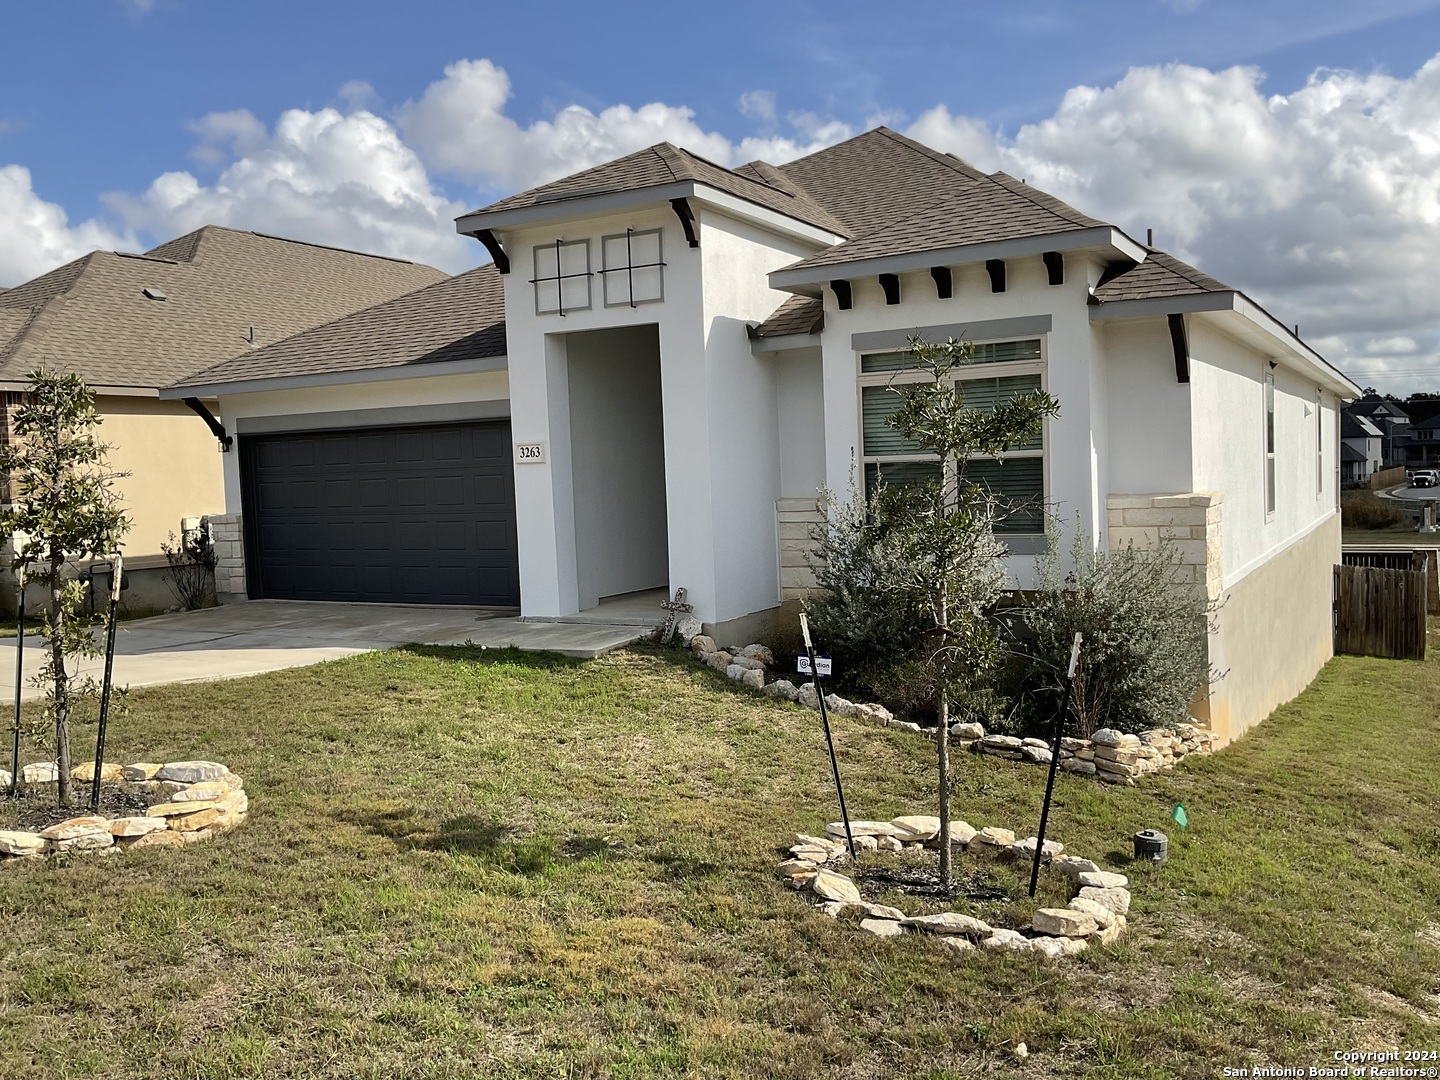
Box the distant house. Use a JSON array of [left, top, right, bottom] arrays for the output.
[[1340, 413, 1384, 483], [165, 126, 1359, 744], [1393, 402, 1440, 467], [1347, 394, 1410, 465], [0, 227, 446, 609]]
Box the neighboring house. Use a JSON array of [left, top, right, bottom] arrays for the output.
[[164, 127, 1359, 744], [1347, 394, 1410, 465], [1340, 413, 1384, 483], [1393, 403, 1440, 467], [0, 226, 446, 610]]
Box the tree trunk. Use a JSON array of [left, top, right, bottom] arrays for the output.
[[50, 552, 71, 807]]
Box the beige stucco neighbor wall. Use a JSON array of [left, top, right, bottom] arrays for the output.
[[1206, 513, 1338, 746], [102, 397, 226, 560]]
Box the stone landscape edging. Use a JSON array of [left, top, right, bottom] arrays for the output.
[[0, 759, 247, 861], [778, 814, 1133, 960], [686, 634, 1216, 784]]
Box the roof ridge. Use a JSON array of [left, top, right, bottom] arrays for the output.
[[872, 126, 988, 182]]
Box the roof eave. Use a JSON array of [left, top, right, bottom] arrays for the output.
[[1090, 291, 1361, 398], [456, 180, 844, 247], [749, 332, 822, 354], [768, 226, 1147, 291], [159, 353, 508, 400]]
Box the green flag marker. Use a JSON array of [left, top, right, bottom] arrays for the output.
[[1171, 803, 1189, 829]]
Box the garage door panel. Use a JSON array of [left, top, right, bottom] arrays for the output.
[[243, 420, 519, 605]]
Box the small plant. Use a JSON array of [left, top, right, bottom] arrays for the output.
[[0, 369, 129, 807], [161, 524, 217, 610], [1019, 523, 1215, 737]]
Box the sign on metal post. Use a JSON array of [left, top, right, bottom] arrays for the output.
[[800, 614, 855, 861], [1029, 631, 1083, 898], [796, 654, 832, 678]]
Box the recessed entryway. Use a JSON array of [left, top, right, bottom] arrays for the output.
[[563, 324, 669, 612]]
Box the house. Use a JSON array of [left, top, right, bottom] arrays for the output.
[[0, 226, 446, 610], [1392, 401, 1440, 468], [1346, 394, 1410, 466], [1340, 412, 1384, 483], [162, 127, 1359, 744]]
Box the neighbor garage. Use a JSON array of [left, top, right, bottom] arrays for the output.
[[240, 419, 519, 606]]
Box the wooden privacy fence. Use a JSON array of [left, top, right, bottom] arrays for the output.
[[1370, 465, 1407, 490], [1333, 563, 1428, 660]]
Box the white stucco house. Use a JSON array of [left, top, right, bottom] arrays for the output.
[[163, 127, 1359, 744]]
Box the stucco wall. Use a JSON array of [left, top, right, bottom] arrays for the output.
[[566, 325, 668, 607], [775, 347, 826, 499], [103, 396, 226, 560], [698, 208, 819, 624], [1206, 512, 1339, 744], [1189, 319, 1337, 587], [1098, 318, 1194, 496]]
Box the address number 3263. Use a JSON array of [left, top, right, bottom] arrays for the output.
[[514, 442, 545, 464]]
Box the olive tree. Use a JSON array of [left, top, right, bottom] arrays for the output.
[[0, 370, 129, 806], [811, 337, 1058, 889]]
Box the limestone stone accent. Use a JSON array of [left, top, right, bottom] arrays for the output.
[[779, 810, 1136, 961], [777, 498, 824, 602], [2, 758, 247, 867], [21, 762, 59, 784], [206, 513, 247, 598], [70, 761, 124, 783]]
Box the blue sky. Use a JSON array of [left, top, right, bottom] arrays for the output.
[[4, 0, 1440, 389]]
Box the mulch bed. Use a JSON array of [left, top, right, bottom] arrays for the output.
[[0, 784, 152, 832], [857, 863, 1012, 903]]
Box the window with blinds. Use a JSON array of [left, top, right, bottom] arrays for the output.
[[858, 342, 1046, 535]]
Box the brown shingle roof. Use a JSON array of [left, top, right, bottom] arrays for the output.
[[0, 226, 447, 389], [779, 167, 1106, 272], [752, 295, 824, 338], [1091, 249, 1230, 302], [170, 263, 505, 390], [463, 143, 850, 237]]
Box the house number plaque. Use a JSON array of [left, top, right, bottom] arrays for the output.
[[514, 442, 545, 464]]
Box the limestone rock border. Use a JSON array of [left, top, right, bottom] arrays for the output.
[[685, 635, 1216, 784], [0, 759, 247, 862], [778, 814, 1132, 959]]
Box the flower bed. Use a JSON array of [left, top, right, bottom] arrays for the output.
[[778, 814, 1132, 959], [0, 759, 247, 861], [687, 634, 1216, 782]]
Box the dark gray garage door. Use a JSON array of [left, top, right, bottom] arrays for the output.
[[241, 420, 520, 605]]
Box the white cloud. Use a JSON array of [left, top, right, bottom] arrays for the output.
[[739, 90, 778, 124], [0, 165, 133, 284], [907, 57, 1440, 394], [105, 106, 473, 272], [398, 59, 850, 192]]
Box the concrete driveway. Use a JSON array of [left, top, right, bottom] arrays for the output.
[[0, 600, 652, 701]]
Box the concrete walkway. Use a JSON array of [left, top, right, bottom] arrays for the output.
[[0, 600, 654, 700]]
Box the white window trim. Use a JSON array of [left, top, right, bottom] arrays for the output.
[[855, 337, 1050, 535], [1263, 370, 1277, 522]]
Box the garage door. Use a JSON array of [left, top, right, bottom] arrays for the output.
[[241, 420, 520, 605]]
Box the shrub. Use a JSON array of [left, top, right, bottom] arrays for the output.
[[1340, 490, 1410, 531], [1017, 526, 1215, 737], [161, 524, 217, 611]]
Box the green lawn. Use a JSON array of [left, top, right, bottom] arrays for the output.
[[2, 634, 1439, 1078]]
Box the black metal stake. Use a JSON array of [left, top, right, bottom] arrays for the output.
[[1029, 631, 1083, 898], [800, 612, 855, 861], [89, 556, 123, 812], [8, 568, 23, 799]]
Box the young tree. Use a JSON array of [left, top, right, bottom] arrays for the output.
[[0, 370, 129, 807], [814, 337, 1058, 889]]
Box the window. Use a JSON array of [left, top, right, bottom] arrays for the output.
[[858, 340, 1047, 535], [1316, 390, 1324, 497], [532, 239, 591, 315], [1264, 371, 1276, 517], [600, 228, 665, 307]]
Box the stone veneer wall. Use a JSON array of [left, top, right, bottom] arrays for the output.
[[205, 513, 247, 602], [778, 497, 824, 602], [1106, 492, 1225, 739]]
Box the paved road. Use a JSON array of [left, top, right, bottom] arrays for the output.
[[0, 600, 650, 701]]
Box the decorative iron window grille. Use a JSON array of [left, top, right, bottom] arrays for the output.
[[600, 228, 665, 308], [532, 239, 592, 316]]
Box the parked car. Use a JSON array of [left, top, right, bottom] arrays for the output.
[[1412, 470, 1438, 488]]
